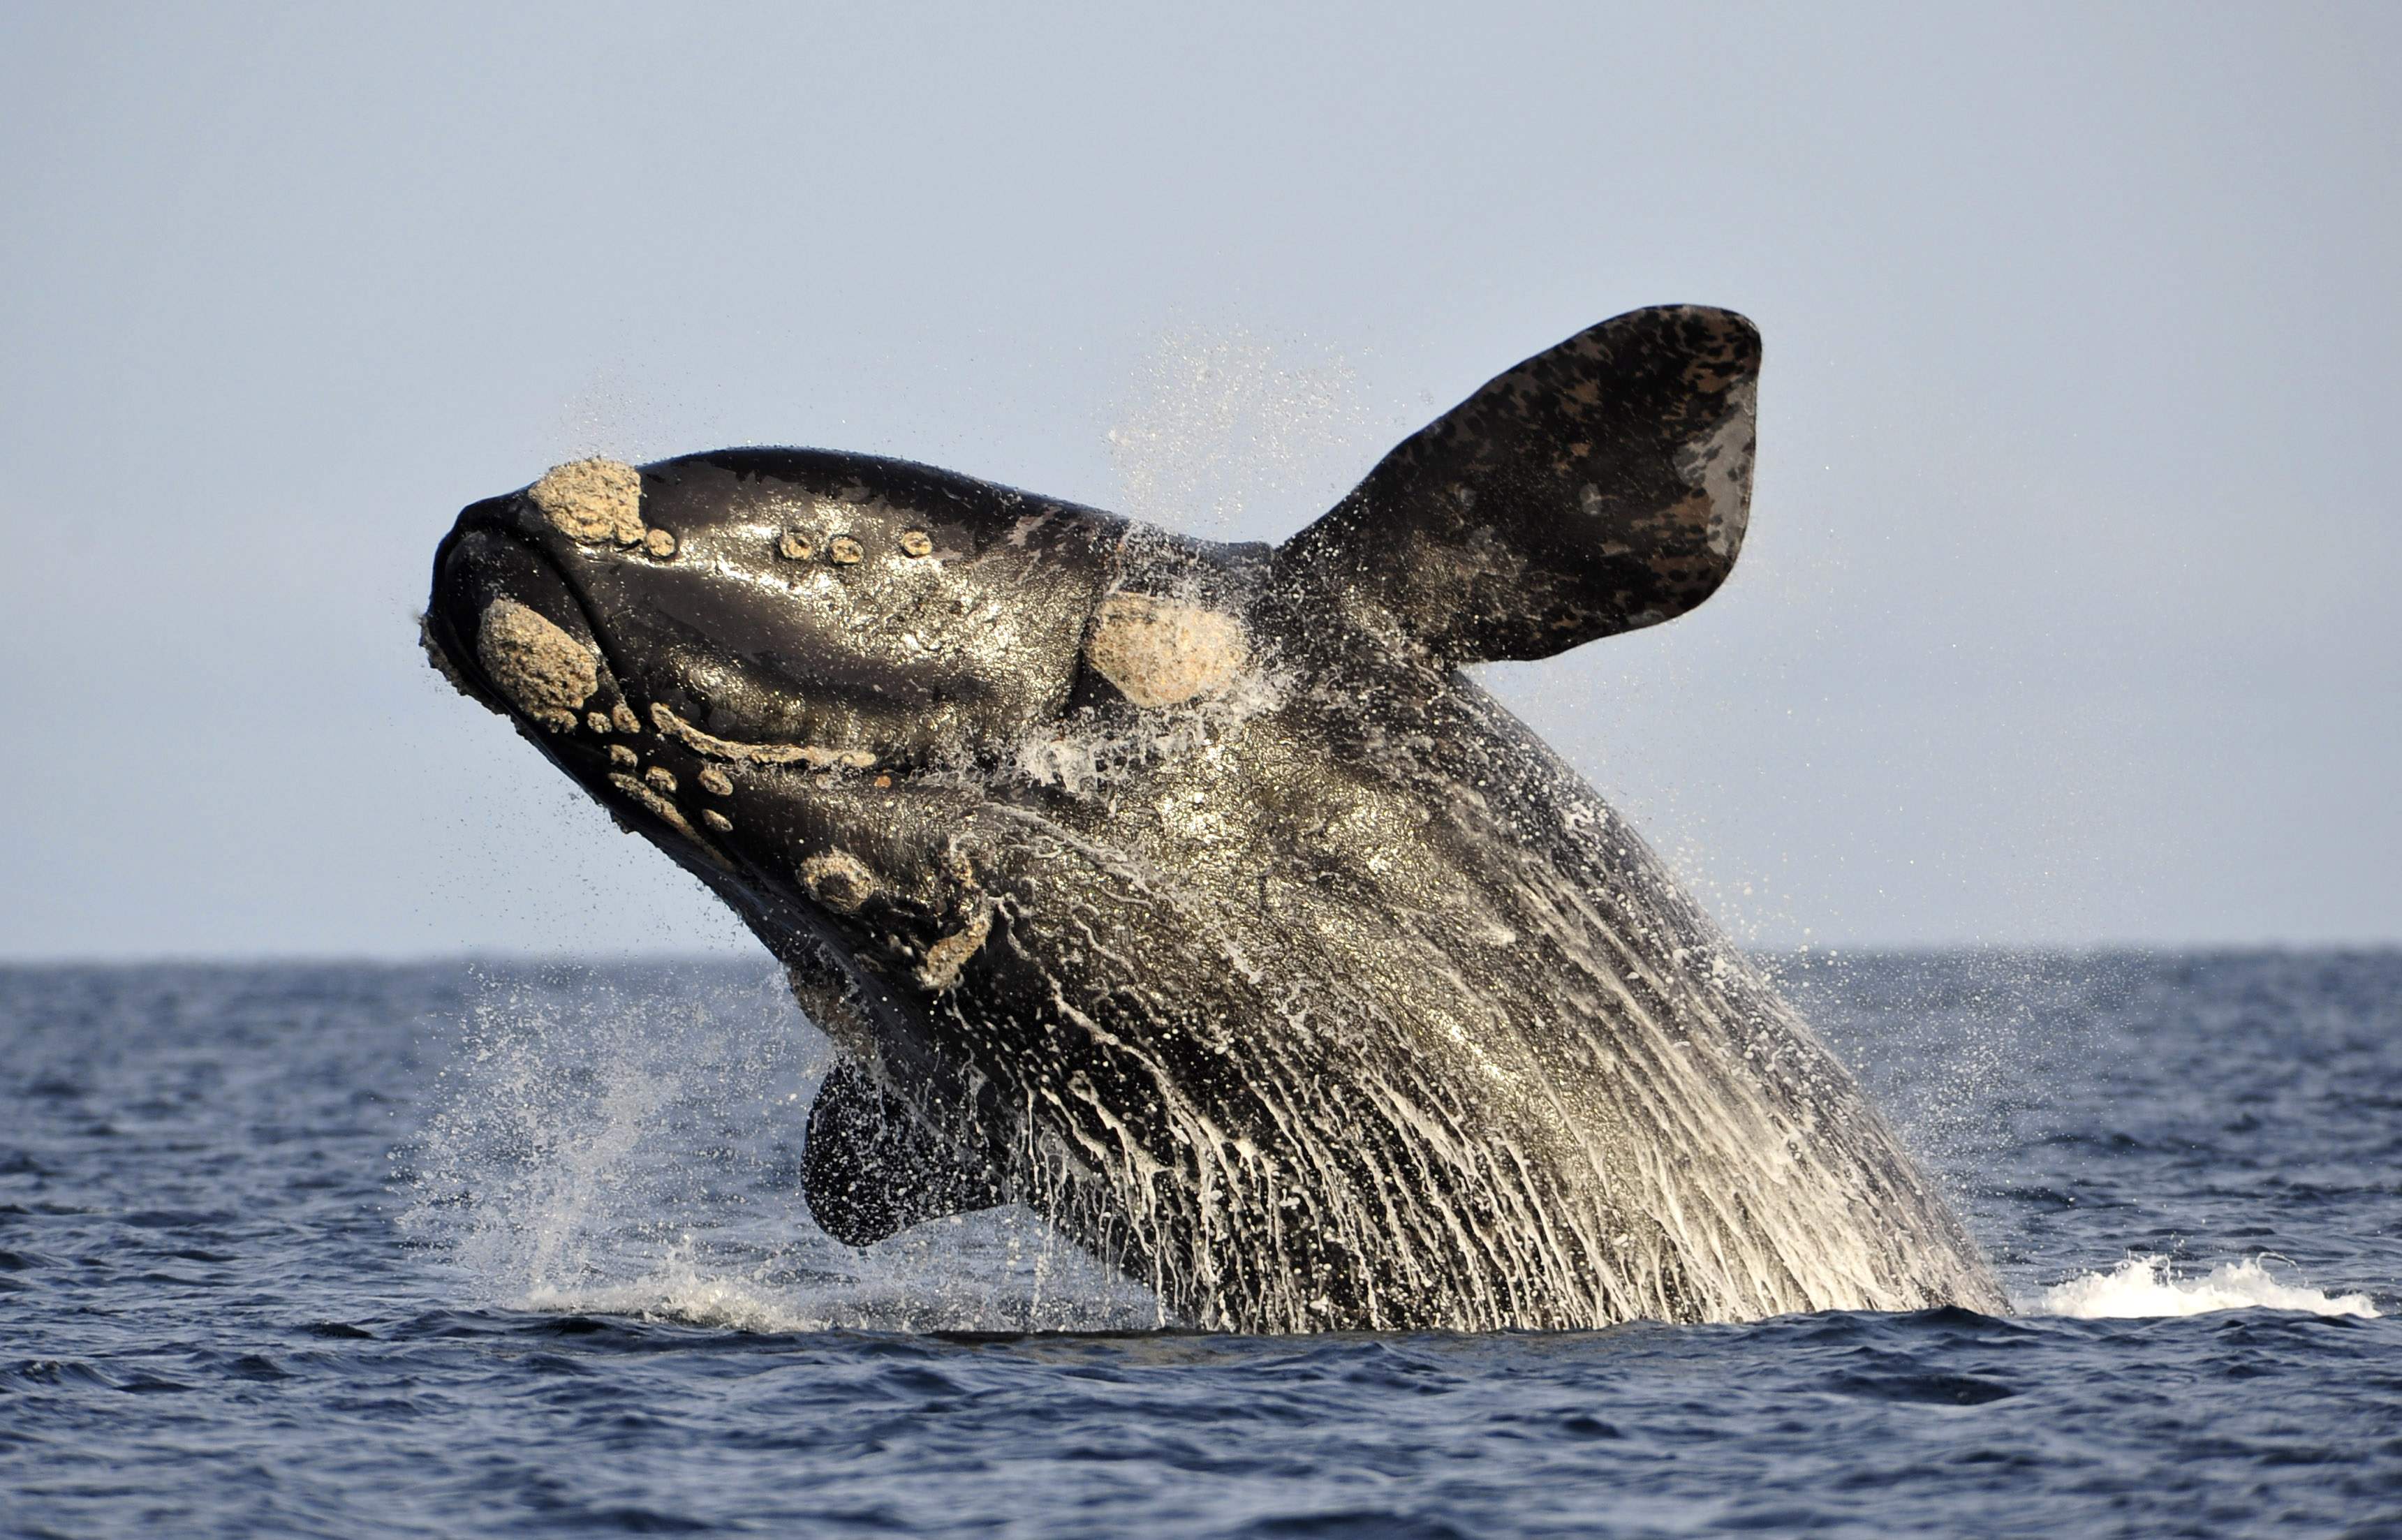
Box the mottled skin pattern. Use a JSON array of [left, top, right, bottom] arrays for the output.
[[425, 306, 2007, 1331]]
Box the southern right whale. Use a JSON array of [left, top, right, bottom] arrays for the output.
[[423, 304, 2007, 1330]]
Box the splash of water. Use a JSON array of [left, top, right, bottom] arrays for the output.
[[1105, 327, 1390, 540], [395, 965, 1156, 1332], [1792, 948, 2107, 1232], [2028, 1254, 2381, 1319]]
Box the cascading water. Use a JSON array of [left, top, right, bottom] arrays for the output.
[[397, 963, 1158, 1331]]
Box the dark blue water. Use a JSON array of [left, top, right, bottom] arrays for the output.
[[5, 952, 2399, 1537]]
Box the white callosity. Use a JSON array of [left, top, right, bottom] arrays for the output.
[[800, 851, 879, 914], [649, 702, 876, 771], [528, 457, 648, 547], [475, 598, 597, 732], [1084, 592, 1251, 708], [915, 906, 992, 993], [605, 771, 727, 869]]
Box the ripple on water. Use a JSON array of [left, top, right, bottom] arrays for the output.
[[0, 954, 2397, 1538]]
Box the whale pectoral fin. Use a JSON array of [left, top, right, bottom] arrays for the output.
[[1276, 304, 1760, 663], [800, 1058, 1009, 1247]]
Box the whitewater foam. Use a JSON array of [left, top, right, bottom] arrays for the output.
[[2028, 1254, 2381, 1319], [524, 1257, 825, 1334]]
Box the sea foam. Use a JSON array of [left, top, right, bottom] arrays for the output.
[[523, 1261, 823, 1335], [2028, 1254, 2381, 1319]]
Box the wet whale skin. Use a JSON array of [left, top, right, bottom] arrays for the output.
[[423, 306, 2006, 1331]]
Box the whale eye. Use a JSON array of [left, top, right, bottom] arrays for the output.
[[830, 536, 864, 565], [777, 531, 814, 561]]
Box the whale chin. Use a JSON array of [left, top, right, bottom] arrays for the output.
[[425, 517, 615, 734]]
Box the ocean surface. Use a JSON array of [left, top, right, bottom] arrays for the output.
[[3, 950, 2398, 1537]]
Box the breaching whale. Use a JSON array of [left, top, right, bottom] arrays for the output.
[[424, 305, 2007, 1331]]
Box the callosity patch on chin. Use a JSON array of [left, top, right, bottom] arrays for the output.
[[476, 596, 598, 732]]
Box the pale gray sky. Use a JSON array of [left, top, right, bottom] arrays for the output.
[[3, 3, 2394, 956]]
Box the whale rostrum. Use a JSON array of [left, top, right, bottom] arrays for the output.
[[424, 305, 2007, 1330]]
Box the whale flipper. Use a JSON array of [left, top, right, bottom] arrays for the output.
[[800, 1059, 1009, 1247], [1277, 304, 1760, 663]]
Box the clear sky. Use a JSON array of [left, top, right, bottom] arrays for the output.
[[2, 3, 2394, 957]]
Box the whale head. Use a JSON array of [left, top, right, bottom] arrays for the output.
[[421, 448, 1175, 1044], [426, 450, 1126, 780]]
